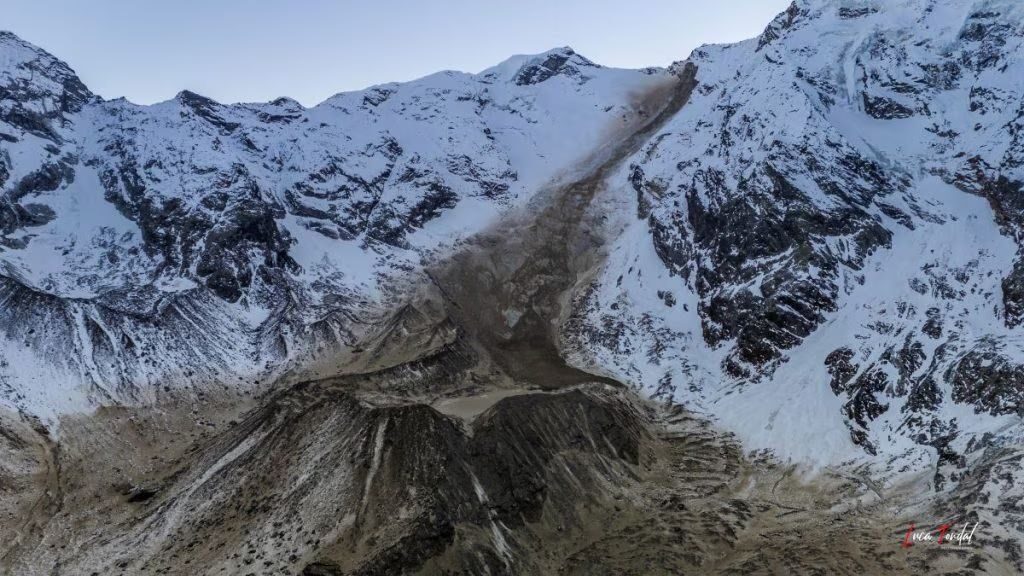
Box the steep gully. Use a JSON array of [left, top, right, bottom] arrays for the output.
[[0, 64, 1011, 575]]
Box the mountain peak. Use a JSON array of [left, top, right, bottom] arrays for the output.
[[0, 30, 79, 77], [0, 29, 94, 117], [0, 29, 32, 47], [474, 46, 599, 86]]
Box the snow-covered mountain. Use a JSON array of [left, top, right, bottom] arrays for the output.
[[0, 31, 671, 417], [3, 0, 1024, 572], [569, 0, 1024, 463], [561, 0, 1024, 563]]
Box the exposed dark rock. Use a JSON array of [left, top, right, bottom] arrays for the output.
[[958, 11, 1013, 71], [756, 1, 801, 52], [194, 196, 297, 302], [839, 6, 878, 19], [176, 90, 240, 132], [825, 347, 858, 395], [843, 367, 889, 429], [863, 94, 916, 119], [888, 338, 926, 395], [514, 48, 596, 86], [950, 344, 1024, 417], [667, 157, 893, 369]]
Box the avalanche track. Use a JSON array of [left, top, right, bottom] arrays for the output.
[[0, 62, 1013, 576]]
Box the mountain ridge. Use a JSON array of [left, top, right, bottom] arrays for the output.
[[0, 29, 675, 419]]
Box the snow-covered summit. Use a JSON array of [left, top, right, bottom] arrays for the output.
[[0, 30, 89, 93], [0, 31, 93, 140], [479, 46, 600, 86]]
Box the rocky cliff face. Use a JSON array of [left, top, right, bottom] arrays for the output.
[[569, 0, 1024, 464]]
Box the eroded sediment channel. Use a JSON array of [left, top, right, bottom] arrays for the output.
[[0, 64, 1009, 575]]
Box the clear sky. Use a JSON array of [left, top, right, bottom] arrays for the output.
[[4, 0, 791, 107]]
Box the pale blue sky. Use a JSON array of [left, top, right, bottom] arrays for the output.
[[5, 1, 790, 106]]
